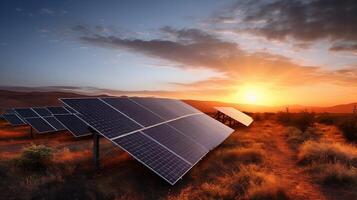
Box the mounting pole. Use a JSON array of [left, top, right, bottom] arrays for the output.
[[92, 129, 100, 170], [29, 127, 33, 139]]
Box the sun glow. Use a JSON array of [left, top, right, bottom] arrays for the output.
[[233, 84, 275, 105]]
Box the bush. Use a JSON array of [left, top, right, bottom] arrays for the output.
[[277, 111, 315, 132], [316, 113, 336, 125], [338, 117, 357, 141], [320, 164, 357, 186], [298, 141, 357, 167], [16, 144, 53, 171]]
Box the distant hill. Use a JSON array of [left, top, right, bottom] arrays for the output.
[[0, 90, 355, 114]]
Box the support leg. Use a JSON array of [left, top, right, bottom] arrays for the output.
[[29, 127, 33, 139], [93, 131, 100, 170]]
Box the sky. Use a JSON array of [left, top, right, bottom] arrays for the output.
[[0, 0, 356, 106]]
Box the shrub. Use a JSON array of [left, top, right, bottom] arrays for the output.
[[277, 112, 291, 125], [294, 111, 315, 132], [316, 113, 336, 125], [277, 111, 315, 132], [16, 144, 53, 171], [320, 164, 357, 186], [337, 117, 357, 141], [223, 148, 265, 165], [298, 141, 357, 167], [285, 127, 321, 149]]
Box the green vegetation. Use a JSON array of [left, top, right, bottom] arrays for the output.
[[16, 144, 53, 171]]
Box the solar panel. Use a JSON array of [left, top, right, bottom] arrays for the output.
[[14, 108, 39, 118], [24, 117, 56, 133], [3, 114, 26, 126], [215, 107, 253, 126], [102, 97, 165, 126], [130, 97, 201, 121], [113, 132, 191, 184], [64, 106, 77, 114], [60, 97, 234, 185], [43, 116, 66, 131], [61, 98, 142, 138], [142, 123, 208, 164], [169, 115, 232, 150], [47, 106, 70, 115], [32, 107, 52, 117], [53, 114, 91, 137]]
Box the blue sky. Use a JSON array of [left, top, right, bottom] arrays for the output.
[[1, 0, 356, 106]]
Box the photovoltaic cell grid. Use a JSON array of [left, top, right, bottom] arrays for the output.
[[24, 117, 56, 133], [3, 114, 26, 126], [43, 116, 66, 131], [214, 107, 253, 126], [61, 97, 234, 185], [47, 106, 70, 115], [32, 107, 52, 117], [54, 114, 91, 137], [11, 107, 72, 133]]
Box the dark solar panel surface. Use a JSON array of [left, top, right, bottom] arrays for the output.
[[169, 115, 233, 150], [32, 107, 52, 117], [44, 116, 66, 130], [54, 114, 90, 137], [47, 107, 70, 115], [64, 106, 77, 114], [113, 132, 191, 184], [102, 97, 164, 126], [14, 108, 39, 118], [25, 117, 55, 133], [129, 97, 200, 121], [61, 98, 142, 138], [142, 124, 208, 164], [3, 114, 25, 126]]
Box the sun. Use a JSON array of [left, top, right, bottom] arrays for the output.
[[233, 84, 272, 105], [244, 90, 259, 104]]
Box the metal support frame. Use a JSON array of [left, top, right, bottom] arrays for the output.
[[92, 129, 100, 170], [29, 126, 33, 139], [215, 111, 238, 128]]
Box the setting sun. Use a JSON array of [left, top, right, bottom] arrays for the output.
[[232, 84, 276, 106]]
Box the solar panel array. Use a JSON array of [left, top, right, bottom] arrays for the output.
[[214, 107, 253, 126], [7, 107, 87, 135], [61, 97, 234, 185]]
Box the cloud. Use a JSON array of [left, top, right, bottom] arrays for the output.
[[73, 25, 357, 94], [210, 0, 357, 52], [40, 8, 54, 15], [330, 42, 357, 54]]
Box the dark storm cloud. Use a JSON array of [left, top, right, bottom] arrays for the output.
[[211, 0, 357, 51]]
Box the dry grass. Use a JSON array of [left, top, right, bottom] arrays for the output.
[[285, 126, 322, 149], [166, 165, 289, 200], [298, 141, 357, 167]]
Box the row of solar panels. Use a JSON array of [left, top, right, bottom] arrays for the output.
[[1, 106, 91, 137], [0, 97, 251, 185], [60, 97, 235, 184]]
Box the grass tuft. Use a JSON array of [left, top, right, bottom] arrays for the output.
[[298, 141, 357, 167]]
